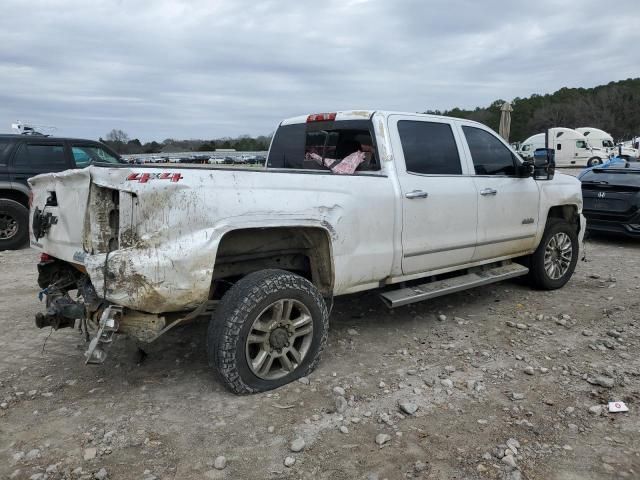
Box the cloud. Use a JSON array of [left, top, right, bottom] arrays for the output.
[[1, 0, 639, 141]]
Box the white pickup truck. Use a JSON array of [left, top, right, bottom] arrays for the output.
[[29, 110, 585, 393]]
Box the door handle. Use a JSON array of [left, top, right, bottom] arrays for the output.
[[480, 188, 497, 196], [405, 190, 429, 199]]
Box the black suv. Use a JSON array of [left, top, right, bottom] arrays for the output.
[[0, 135, 123, 250]]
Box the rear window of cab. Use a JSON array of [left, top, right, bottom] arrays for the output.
[[267, 120, 380, 173]]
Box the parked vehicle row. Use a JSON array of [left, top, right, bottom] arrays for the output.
[[124, 153, 268, 165], [208, 154, 266, 165]]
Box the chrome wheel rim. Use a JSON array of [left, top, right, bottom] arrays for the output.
[[245, 298, 314, 380], [544, 232, 572, 280], [0, 213, 18, 240]]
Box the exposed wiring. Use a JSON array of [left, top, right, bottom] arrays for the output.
[[38, 287, 49, 302], [41, 327, 54, 354]]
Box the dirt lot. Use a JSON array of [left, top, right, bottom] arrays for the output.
[[1, 232, 639, 480]]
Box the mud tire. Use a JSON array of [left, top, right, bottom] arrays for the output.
[[208, 269, 329, 394]]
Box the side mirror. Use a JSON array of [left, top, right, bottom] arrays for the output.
[[517, 159, 535, 177], [532, 148, 555, 180]]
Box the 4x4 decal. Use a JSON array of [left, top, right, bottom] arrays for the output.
[[126, 172, 183, 183]]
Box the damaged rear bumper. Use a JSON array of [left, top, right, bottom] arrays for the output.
[[35, 257, 216, 364]]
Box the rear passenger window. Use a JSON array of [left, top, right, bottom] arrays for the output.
[[462, 126, 516, 176], [398, 121, 461, 175], [12, 143, 67, 169]]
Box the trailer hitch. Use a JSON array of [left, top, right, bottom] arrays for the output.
[[34, 294, 83, 330]]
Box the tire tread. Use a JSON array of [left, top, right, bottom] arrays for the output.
[[208, 269, 329, 394]]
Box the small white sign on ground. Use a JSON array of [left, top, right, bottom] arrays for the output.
[[608, 401, 629, 413]]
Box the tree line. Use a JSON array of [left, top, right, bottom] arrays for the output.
[[100, 129, 272, 154], [425, 77, 640, 142], [101, 77, 640, 153]]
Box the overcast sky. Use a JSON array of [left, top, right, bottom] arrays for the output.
[[1, 0, 639, 142]]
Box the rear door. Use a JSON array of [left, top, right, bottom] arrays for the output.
[[389, 115, 478, 275], [458, 123, 540, 261], [9, 140, 72, 187]]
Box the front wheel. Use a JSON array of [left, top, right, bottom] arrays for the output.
[[528, 219, 579, 290], [587, 157, 603, 167], [208, 269, 329, 394]]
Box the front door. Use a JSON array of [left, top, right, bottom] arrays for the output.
[[457, 123, 540, 261], [389, 115, 478, 275]]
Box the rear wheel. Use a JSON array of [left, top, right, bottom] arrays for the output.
[[0, 199, 29, 250], [528, 218, 578, 289], [208, 269, 329, 394]]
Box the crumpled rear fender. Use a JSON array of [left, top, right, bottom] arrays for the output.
[[84, 217, 336, 314]]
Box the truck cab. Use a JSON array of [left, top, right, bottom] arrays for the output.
[[518, 133, 544, 160]]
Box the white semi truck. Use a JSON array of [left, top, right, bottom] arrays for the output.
[[520, 128, 609, 167], [575, 127, 639, 160]]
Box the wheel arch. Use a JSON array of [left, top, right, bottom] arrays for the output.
[[527, 212, 580, 290], [211, 226, 335, 297], [0, 187, 29, 208], [546, 204, 580, 229]]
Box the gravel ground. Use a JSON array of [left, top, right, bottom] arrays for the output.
[[1, 232, 639, 480]]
